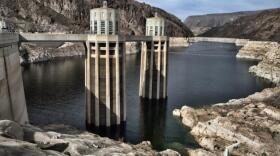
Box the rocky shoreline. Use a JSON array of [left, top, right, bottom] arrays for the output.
[[20, 43, 85, 65], [19, 42, 140, 64], [0, 120, 179, 156], [174, 40, 280, 155]]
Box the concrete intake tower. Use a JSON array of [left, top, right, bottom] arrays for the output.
[[85, 1, 126, 128], [139, 13, 169, 100]]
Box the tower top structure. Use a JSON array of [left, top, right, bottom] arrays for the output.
[[90, 1, 119, 35], [146, 12, 166, 36]]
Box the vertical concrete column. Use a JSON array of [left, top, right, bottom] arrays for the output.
[[149, 41, 154, 99], [115, 40, 121, 124], [85, 41, 92, 125], [105, 40, 111, 127], [139, 42, 144, 96], [163, 39, 168, 98], [142, 42, 147, 97], [139, 42, 148, 97], [157, 40, 162, 99], [122, 42, 126, 122], [94, 40, 100, 126]]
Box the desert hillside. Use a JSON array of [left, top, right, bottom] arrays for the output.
[[184, 11, 260, 35], [0, 0, 193, 37], [201, 8, 280, 41]]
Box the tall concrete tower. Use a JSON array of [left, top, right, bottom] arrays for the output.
[[139, 13, 169, 100], [85, 1, 126, 128]]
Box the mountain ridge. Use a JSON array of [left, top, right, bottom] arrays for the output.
[[0, 0, 193, 37], [184, 9, 274, 36], [201, 8, 280, 42]]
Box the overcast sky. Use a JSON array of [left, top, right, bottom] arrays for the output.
[[137, 0, 280, 21]]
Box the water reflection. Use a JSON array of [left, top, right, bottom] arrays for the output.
[[87, 123, 126, 141], [139, 99, 167, 148]]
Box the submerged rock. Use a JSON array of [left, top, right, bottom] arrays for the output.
[[172, 109, 181, 117]]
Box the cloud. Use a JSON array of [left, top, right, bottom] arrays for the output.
[[137, 0, 280, 20]]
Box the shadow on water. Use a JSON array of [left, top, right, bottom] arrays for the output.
[[139, 99, 167, 148], [86, 122, 127, 141]]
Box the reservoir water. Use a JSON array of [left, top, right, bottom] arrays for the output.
[[22, 42, 267, 152]]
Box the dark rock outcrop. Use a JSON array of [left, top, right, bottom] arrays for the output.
[[201, 8, 280, 42], [0, 0, 193, 37]]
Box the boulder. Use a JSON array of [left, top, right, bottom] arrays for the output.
[[172, 109, 181, 117], [0, 120, 23, 140], [180, 106, 198, 128]]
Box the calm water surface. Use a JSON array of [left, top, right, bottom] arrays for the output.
[[22, 42, 267, 153]]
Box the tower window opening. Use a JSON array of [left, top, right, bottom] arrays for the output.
[[155, 26, 158, 36], [149, 26, 153, 36], [101, 20, 105, 34], [116, 21, 118, 34], [109, 21, 113, 35], [94, 21, 97, 34]]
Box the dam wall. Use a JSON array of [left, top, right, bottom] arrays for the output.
[[169, 37, 190, 47], [0, 33, 28, 124], [169, 37, 250, 48]]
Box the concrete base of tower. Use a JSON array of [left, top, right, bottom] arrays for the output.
[[85, 36, 127, 128], [139, 37, 169, 100]]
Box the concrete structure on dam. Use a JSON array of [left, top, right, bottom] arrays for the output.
[[0, 33, 29, 124], [139, 13, 169, 100], [85, 1, 126, 128]]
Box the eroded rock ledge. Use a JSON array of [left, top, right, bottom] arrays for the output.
[[0, 120, 179, 156], [20, 43, 85, 65], [174, 87, 280, 155], [19, 42, 140, 64], [236, 41, 278, 61], [249, 43, 280, 84]]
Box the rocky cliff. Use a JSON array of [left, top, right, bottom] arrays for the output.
[[184, 11, 260, 36], [0, 0, 193, 37], [201, 9, 280, 42], [250, 43, 280, 84], [236, 41, 278, 61]]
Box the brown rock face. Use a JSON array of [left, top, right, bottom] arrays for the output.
[[201, 9, 280, 42], [0, 0, 193, 37]]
